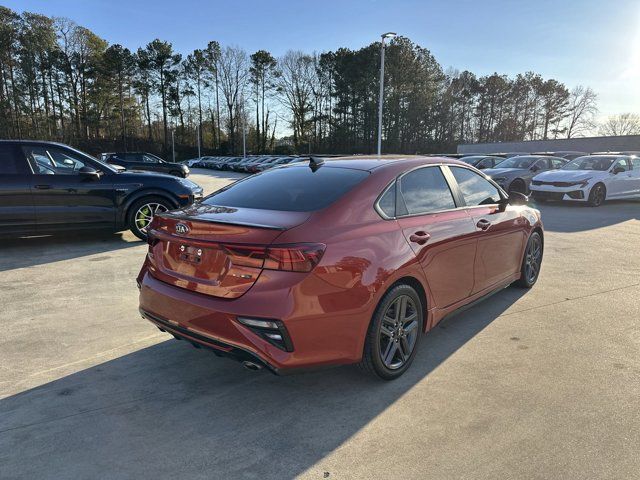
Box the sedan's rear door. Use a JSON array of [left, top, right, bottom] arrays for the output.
[[395, 166, 477, 310], [0, 143, 37, 235]]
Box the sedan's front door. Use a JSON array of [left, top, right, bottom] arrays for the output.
[[22, 145, 117, 230], [447, 166, 528, 294], [396, 166, 477, 310], [607, 158, 635, 198]]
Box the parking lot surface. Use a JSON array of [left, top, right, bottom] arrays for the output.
[[1, 168, 639, 479]]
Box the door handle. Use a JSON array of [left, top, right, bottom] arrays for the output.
[[34, 184, 51, 190], [409, 231, 430, 245], [476, 219, 492, 230]]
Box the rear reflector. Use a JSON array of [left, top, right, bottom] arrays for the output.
[[237, 316, 294, 351]]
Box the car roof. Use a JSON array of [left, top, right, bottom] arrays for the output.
[[284, 155, 469, 172]]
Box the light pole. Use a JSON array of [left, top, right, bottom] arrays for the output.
[[196, 124, 201, 159], [377, 32, 396, 157], [170, 123, 175, 162]]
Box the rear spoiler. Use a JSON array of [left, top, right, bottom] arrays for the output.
[[160, 212, 287, 230]]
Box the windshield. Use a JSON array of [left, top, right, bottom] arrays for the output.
[[461, 156, 490, 165], [493, 156, 537, 169], [67, 145, 118, 173], [203, 165, 369, 212], [562, 156, 619, 171]]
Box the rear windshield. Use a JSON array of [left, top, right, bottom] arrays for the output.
[[203, 165, 369, 212]]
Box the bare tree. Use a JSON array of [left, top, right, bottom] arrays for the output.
[[218, 46, 249, 153], [598, 113, 640, 136], [277, 51, 316, 149], [565, 85, 598, 138]]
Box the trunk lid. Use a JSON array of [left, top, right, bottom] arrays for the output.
[[146, 204, 311, 298]]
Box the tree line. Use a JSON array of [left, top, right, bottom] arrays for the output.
[[0, 6, 623, 159]]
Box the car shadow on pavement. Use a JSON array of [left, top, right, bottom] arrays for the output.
[[532, 199, 640, 233], [0, 287, 527, 479], [0, 231, 140, 272]]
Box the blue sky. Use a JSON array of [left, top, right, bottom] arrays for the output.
[[6, 0, 640, 119]]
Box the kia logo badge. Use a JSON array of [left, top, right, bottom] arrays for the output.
[[175, 223, 189, 235]]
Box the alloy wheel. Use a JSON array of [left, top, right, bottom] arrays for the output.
[[592, 185, 605, 206], [134, 202, 168, 233], [524, 235, 542, 284], [379, 295, 419, 369]]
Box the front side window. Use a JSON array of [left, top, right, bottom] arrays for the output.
[[23, 146, 88, 175], [398, 167, 456, 215], [450, 166, 502, 206], [612, 158, 631, 171], [551, 158, 565, 169]]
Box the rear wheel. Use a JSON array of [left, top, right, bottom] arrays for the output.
[[359, 284, 424, 380], [514, 232, 543, 288], [587, 183, 606, 207], [128, 196, 173, 241]]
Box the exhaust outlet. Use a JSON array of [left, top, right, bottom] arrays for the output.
[[242, 361, 262, 371]]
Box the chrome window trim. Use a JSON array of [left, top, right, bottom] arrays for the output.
[[373, 163, 492, 220]]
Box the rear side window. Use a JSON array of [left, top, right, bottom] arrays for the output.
[[399, 167, 456, 215], [0, 144, 24, 174], [204, 166, 369, 212], [377, 183, 396, 218], [450, 167, 502, 206]]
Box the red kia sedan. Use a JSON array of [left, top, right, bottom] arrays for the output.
[[138, 156, 543, 379]]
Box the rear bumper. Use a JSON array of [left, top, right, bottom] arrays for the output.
[[138, 265, 372, 372]]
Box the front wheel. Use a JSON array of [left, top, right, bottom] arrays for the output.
[[514, 231, 543, 288], [587, 183, 606, 207], [359, 284, 424, 380], [128, 196, 173, 241], [509, 179, 528, 195]]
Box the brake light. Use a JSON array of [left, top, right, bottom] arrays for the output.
[[222, 243, 325, 272], [221, 244, 267, 269], [264, 243, 325, 272]]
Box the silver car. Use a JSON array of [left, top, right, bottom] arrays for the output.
[[483, 155, 567, 194]]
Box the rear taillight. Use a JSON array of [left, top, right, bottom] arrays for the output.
[[264, 243, 325, 272], [221, 244, 267, 269], [222, 243, 325, 273]]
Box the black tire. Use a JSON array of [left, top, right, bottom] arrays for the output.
[[359, 284, 424, 380], [509, 179, 527, 195], [587, 183, 606, 207], [127, 196, 174, 241], [514, 231, 543, 288]]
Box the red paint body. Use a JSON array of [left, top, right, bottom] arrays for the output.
[[138, 157, 542, 373]]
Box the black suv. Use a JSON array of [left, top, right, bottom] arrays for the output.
[[103, 152, 190, 178], [0, 141, 203, 240]]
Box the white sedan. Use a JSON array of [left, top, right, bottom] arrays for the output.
[[530, 155, 640, 206]]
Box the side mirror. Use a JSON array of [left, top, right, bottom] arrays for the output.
[[613, 166, 625, 175], [79, 166, 100, 180], [504, 191, 528, 206], [530, 165, 540, 172]]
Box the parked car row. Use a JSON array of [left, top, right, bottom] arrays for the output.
[[438, 151, 640, 206], [182, 155, 308, 173], [101, 152, 190, 178]]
